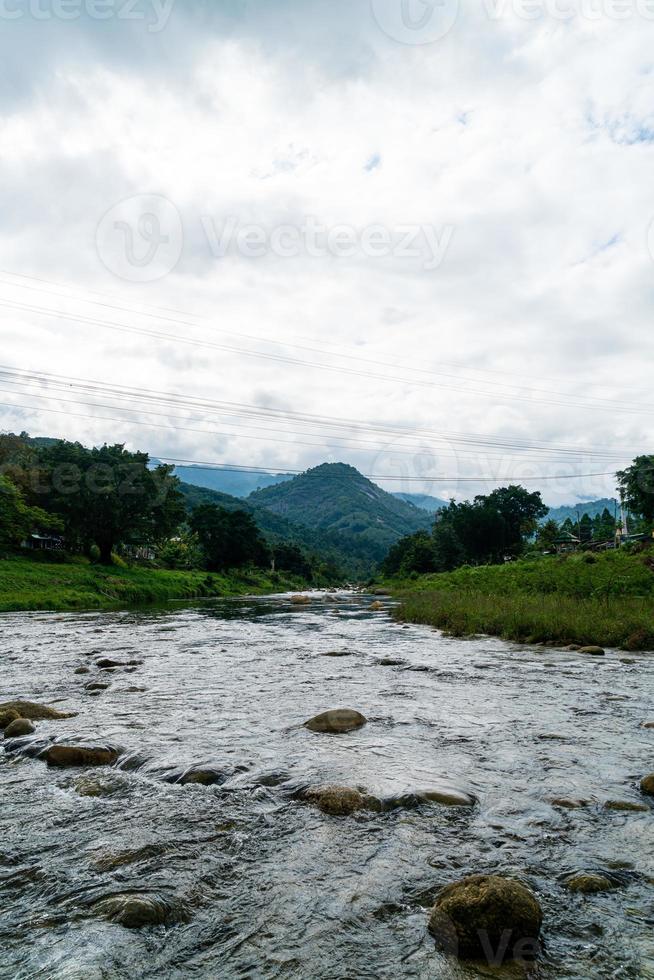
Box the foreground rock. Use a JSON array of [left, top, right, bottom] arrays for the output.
[[290, 595, 311, 605], [578, 646, 605, 656], [92, 893, 178, 928], [428, 874, 542, 961], [304, 708, 367, 734], [304, 786, 377, 816], [96, 658, 143, 669], [404, 788, 475, 808], [565, 872, 617, 894], [0, 708, 21, 729], [640, 774, 654, 796], [0, 700, 76, 720], [41, 744, 119, 768], [604, 799, 648, 812], [3, 718, 35, 738]]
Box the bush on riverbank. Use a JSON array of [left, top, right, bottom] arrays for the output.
[[0, 555, 306, 612], [390, 550, 654, 651]]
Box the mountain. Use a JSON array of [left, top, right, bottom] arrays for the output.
[[247, 462, 432, 564], [393, 492, 448, 513], [546, 498, 619, 524], [152, 462, 292, 498], [178, 480, 369, 577]]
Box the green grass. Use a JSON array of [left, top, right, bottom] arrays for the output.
[[0, 555, 307, 612], [389, 550, 654, 651]]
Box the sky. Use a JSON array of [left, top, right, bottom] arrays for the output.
[[1, 0, 653, 505]]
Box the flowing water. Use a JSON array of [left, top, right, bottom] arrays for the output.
[[1, 592, 653, 979]]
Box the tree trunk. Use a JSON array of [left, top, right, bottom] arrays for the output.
[[98, 539, 113, 564]]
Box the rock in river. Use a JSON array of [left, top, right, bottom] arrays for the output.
[[0, 700, 75, 720], [304, 786, 377, 816], [96, 658, 143, 669], [41, 744, 119, 768], [428, 874, 543, 962], [3, 718, 35, 738], [578, 646, 605, 656], [0, 708, 21, 730], [565, 872, 617, 894], [304, 708, 367, 734], [92, 893, 177, 928], [640, 774, 654, 796]]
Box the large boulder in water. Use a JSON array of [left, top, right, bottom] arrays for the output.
[[304, 708, 367, 734], [4, 718, 35, 738], [578, 646, 605, 656], [42, 744, 119, 768], [0, 700, 76, 720], [428, 874, 543, 961]]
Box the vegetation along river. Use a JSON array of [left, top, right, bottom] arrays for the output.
[[1, 592, 653, 979]]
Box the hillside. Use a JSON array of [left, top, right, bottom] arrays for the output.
[[393, 492, 448, 513], [178, 481, 368, 577], [247, 463, 432, 564]]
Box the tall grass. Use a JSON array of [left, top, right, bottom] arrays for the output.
[[392, 551, 654, 651], [0, 555, 305, 612]]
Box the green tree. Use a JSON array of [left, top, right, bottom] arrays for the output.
[[535, 519, 561, 551], [617, 456, 654, 527], [579, 513, 593, 545], [0, 475, 62, 553], [482, 485, 548, 556], [273, 542, 313, 579], [190, 504, 270, 571], [34, 441, 185, 563]]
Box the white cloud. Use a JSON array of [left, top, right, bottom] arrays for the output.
[[0, 0, 653, 505]]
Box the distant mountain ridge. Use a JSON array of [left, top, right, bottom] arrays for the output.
[[392, 491, 448, 513], [247, 462, 432, 565], [151, 462, 292, 498], [546, 498, 619, 524]]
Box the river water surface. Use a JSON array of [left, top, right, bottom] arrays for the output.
[[1, 592, 653, 979]]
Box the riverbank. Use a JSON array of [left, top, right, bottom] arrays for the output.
[[0, 555, 308, 612], [389, 550, 654, 651]]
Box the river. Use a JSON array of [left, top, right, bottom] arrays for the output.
[[1, 592, 652, 979]]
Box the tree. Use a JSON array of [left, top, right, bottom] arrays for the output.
[[273, 543, 313, 579], [579, 513, 593, 545], [381, 530, 437, 576], [189, 504, 270, 571], [34, 441, 185, 563], [482, 485, 548, 556], [535, 519, 561, 552], [617, 457, 654, 527], [0, 475, 62, 553]]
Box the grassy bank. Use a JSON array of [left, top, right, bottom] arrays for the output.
[[0, 555, 308, 613], [390, 550, 654, 651]]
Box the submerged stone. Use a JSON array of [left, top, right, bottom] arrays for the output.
[[304, 708, 367, 734], [0, 700, 75, 720], [428, 874, 543, 961], [96, 658, 143, 669], [604, 799, 649, 812], [565, 872, 617, 894], [42, 744, 119, 768], [304, 786, 376, 816], [290, 595, 311, 605], [92, 893, 177, 929], [551, 798, 589, 809], [4, 718, 35, 738]]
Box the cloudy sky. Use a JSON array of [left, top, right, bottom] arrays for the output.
[[1, 0, 653, 504]]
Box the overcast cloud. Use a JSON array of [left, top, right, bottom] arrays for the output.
[[1, 0, 653, 504]]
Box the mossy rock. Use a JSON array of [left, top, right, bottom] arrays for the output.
[[42, 744, 119, 768], [0, 708, 21, 730], [304, 708, 367, 734], [92, 893, 177, 929], [4, 718, 35, 738], [0, 700, 76, 721], [304, 786, 377, 816], [565, 873, 617, 894], [428, 874, 542, 961], [640, 774, 654, 796]]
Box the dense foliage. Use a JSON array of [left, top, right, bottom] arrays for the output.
[[617, 456, 654, 526], [189, 504, 270, 572], [382, 485, 547, 576]]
